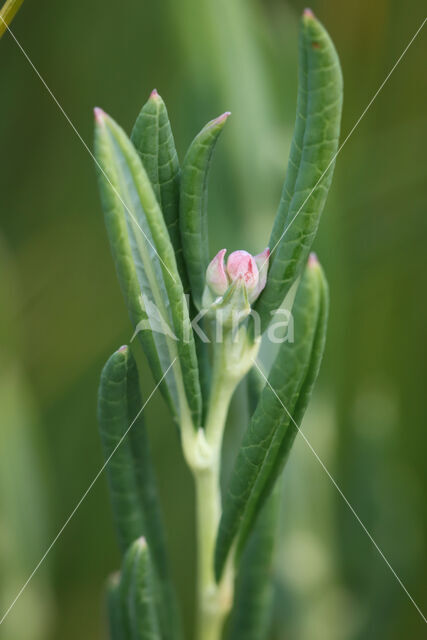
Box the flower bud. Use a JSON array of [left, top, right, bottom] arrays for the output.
[[203, 247, 270, 312], [205, 248, 229, 296], [226, 251, 259, 295]]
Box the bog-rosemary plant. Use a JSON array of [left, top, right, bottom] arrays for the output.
[[95, 9, 342, 640]]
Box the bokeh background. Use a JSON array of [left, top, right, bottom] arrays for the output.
[[0, 1, 426, 638]]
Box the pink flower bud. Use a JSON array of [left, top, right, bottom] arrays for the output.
[[205, 248, 229, 296], [226, 250, 259, 293], [204, 247, 270, 308]]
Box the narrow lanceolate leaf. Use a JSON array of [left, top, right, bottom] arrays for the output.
[[94, 109, 202, 428], [226, 373, 281, 640], [98, 347, 145, 553], [106, 573, 126, 640], [98, 346, 181, 640], [254, 10, 341, 332], [94, 118, 174, 419], [215, 255, 329, 580], [120, 538, 161, 640], [131, 90, 187, 286], [180, 112, 230, 308]]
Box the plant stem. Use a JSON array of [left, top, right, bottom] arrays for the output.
[[194, 463, 232, 640], [192, 331, 259, 640]]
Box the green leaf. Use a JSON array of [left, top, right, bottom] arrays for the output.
[[254, 10, 342, 332], [226, 373, 281, 640], [106, 573, 126, 640], [94, 108, 201, 428], [98, 347, 146, 554], [98, 346, 181, 640], [180, 112, 230, 308], [131, 90, 187, 287], [215, 256, 329, 580], [120, 538, 161, 640]]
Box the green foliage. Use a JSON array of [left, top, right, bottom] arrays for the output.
[[254, 10, 342, 333], [94, 109, 202, 428], [94, 9, 341, 640], [131, 90, 186, 286], [215, 258, 329, 580], [98, 346, 181, 640], [226, 370, 281, 640], [180, 113, 230, 309], [108, 538, 161, 640]]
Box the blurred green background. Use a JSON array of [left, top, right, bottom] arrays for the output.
[[0, 1, 426, 638]]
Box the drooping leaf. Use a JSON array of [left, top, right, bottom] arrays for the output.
[[120, 538, 161, 640], [226, 371, 281, 640], [94, 109, 201, 428], [131, 90, 187, 286], [215, 256, 329, 580], [254, 10, 341, 331], [98, 346, 181, 640], [180, 112, 230, 309]]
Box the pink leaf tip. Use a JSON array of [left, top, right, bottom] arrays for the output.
[[303, 8, 315, 18], [308, 252, 319, 267], [150, 88, 159, 98], [94, 107, 105, 123]]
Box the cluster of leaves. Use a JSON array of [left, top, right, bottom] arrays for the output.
[[95, 10, 342, 639]]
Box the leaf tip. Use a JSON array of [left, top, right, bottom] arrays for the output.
[[209, 111, 231, 129], [135, 536, 147, 549], [303, 7, 315, 19], [117, 345, 128, 353], [94, 107, 106, 124], [308, 252, 319, 267], [150, 88, 160, 99], [218, 111, 232, 122]]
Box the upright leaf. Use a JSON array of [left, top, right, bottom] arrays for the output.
[[226, 370, 281, 640], [94, 109, 201, 428], [131, 90, 187, 285], [98, 346, 181, 640], [215, 256, 329, 580], [180, 113, 230, 308], [106, 572, 126, 640], [254, 10, 342, 331], [98, 346, 145, 553], [120, 538, 161, 640]]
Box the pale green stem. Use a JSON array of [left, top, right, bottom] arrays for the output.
[[0, 0, 25, 38], [194, 340, 236, 640]]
